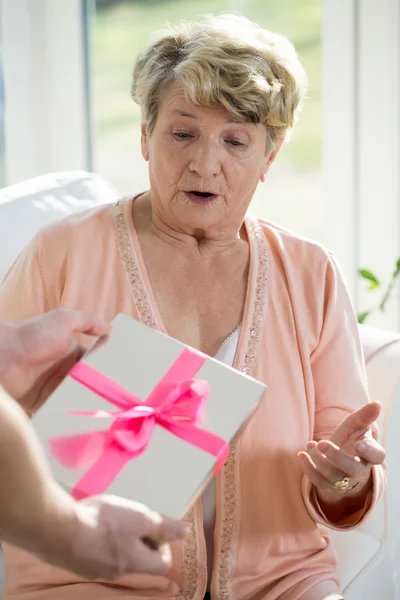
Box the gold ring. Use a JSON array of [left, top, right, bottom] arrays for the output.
[[333, 476, 352, 492]]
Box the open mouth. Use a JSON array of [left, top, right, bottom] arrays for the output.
[[190, 191, 214, 198], [185, 190, 218, 204]]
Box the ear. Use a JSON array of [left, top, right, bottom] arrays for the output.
[[141, 123, 149, 161], [260, 138, 284, 182]]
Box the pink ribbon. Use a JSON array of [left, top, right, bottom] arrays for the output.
[[49, 348, 229, 500]]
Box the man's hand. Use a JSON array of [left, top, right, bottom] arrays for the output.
[[0, 309, 111, 412], [37, 493, 187, 580]]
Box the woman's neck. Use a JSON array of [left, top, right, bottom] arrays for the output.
[[132, 193, 247, 259]]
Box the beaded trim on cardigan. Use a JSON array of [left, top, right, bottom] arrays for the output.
[[217, 216, 269, 600]]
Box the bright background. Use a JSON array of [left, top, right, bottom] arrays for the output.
[[92, 0, 322, 241], [1, 0, 399, 330]]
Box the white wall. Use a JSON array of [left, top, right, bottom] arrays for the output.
[[0, 0, 90, 184], [323, 0, 400, 330]]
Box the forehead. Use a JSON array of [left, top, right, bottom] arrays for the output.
[[159, 83, 243, 125]]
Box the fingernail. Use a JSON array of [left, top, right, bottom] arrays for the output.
[[356, 441, 367, 452], [176, 521, 188, 537], [180, 522, 191, 538], [318, 441, 330, 453]]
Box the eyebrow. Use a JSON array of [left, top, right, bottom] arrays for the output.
[[172, 109, 245, 124]]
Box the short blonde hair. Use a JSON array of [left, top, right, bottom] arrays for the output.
[[132, 13, 307, 150]]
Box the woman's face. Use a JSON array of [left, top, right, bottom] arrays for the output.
[[141, 84, 280, 235]]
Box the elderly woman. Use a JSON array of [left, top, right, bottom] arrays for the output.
[[0, 13, 386, 600]]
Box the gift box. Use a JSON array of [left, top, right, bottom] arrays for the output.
[[33, 314, 266, 519]]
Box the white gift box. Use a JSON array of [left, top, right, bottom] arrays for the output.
[[33, 314, 266, 519]]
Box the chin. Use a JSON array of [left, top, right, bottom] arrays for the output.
[[175, 201, 226, 232]]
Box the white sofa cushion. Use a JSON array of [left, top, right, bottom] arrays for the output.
[[0, 170, 118, 282], [0, 170, 118, 593]]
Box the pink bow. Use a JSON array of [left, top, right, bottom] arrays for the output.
[[49, 347, 229, 499]]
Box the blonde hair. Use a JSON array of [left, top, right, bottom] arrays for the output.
[[131, 13, 308, 150]]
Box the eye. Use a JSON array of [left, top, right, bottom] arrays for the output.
[[226, 139, 245, 148], [173, 132, 192, 141]]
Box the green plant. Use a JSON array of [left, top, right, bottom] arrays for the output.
[[357, 258, 400, 323]]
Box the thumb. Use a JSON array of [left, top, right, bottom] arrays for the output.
[[146, 515, 188, 545], [331, 402, 381, 444]]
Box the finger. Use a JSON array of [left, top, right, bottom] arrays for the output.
[[144, 514, 188, 544], [132, 541, 172, 576], [56, 309, 112, 337], [370, 421, 380, 441], [346, 402, 381, 431], [125, 502, 185, 542], [28, 344, 85, 412], [355, 438, 386, 465], [306, 441, 344, 484], [332, 402, 381, 443], [317, 440, 365, 479], [297, 451, 335, 491]]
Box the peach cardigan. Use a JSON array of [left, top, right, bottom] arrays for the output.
[[0, 198, 386, 600]]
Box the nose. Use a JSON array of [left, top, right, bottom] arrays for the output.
[[189, 138, 222, 178]]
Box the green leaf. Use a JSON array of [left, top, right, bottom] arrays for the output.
[[367, 281, 380, 291], [357, 311, 370, 324], [393, 258, 400, 278], [358, 269, 380, 285]]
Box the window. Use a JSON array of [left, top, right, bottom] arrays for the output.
[[1, 0, 398, 328], [0, 44, 6, 186], [92, 0, 322, 241]]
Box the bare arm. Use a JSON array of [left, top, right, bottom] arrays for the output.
[[0, 386, 81, 558]]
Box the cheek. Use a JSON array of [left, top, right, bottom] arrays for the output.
[[150, 147, 187, 187], [225, 155, 264, 188]]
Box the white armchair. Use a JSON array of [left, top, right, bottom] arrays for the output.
[[0, 172, 399, 599], [332, 326, 400, 599], [0, 171, 118, 595], [0, 170, 118, 281]]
